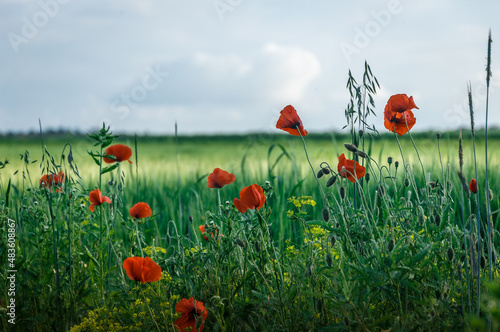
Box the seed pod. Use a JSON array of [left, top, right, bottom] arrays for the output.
[[236, 238, 246, 248], [322, 208, 330, 222], [325, 253, 333, 267], [480, 256, 486, 269], [356, 151, 368, 159], [388, 239, 395, 252], [447, 248, 454, 261], [316, 168, 324, 179], [435, 214, 441, 227], [387, 157, 393, 165], [322, 167, 330, 175], [331, 236, 336, 247], [344, 143, 358, 153], [394, 161, 399, 169], [326, 175, 337, 188], [339, 186, 346, 199], [365, 173, 370, 183]]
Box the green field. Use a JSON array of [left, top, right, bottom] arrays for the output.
[[1, 128, 499, 331]]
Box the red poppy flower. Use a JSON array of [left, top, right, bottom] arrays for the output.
[[103, 144, 133, 164], [88, 188, 111, 212], [384, 94, 418, 136], [174, 297, 208, 332], [469, 179, 478, 194], [337, 153, 366, 183], [39, 170, 65, 192], [233, 184, 266, 213], [129, 202, 152, 219], [276, 105, 308, 136], [385, 94, 418, 114], [199, 225, 209, 241], [122, 256, 162, 284], [207, 168, 235, 188]]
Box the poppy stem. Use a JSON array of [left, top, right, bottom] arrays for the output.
[[296, 126, 329, 207], [135, 219, 144, 258]]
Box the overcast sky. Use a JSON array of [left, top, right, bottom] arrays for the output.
[[1, 0, 499, 135]]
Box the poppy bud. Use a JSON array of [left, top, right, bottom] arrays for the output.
[[492, 250, 496, 262], [404, 178, 410, 187], [388, 239, 395, 252], [359, 130, 364, 138], [447, 248, 454, 261], [317, 169, 325, 179], [339, 186, 346, 199], [435, 214, 441, 227], [326, 176, 337, 188], [331, 236, 336, 247], [436, 133, 441, 139], [480, 256, 486, 269], [387, 157, 393, 165], [344, 143, 358, 153], [356, 151, 369, 159], [394, 161, 399, 169], [236, 238, 246, 248], [365, 173, 370, 183], [325, 253, 333, 267], [322, 167, 330, 175], [188, 216, 193, 223], [322, 208, 329, 222]]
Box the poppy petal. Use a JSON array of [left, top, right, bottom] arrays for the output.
[[207, 168, 235, 188]]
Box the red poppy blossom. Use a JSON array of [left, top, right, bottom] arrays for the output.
[[174, 297, 208, 332], [129, 202, 152, 219], [207, 168, 235, 188], [88, 188, 111, 212], [233, 184, 266, 213], [337, 153, 366, 183], [199, 225, 209, 241], [470, 179, 478, 194], [384, 94, 418, 136], [39, 170, 65, 192], [122, 256, 161, 284], [276, 105, 308, 136], [103, 144, 133, 164]]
